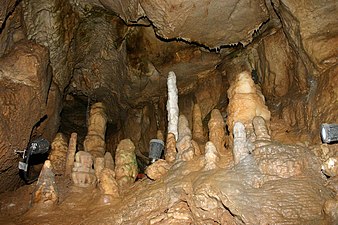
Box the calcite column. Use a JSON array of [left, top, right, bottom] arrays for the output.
[[84, 102, 107, 158], [97, 152, 119, 198], [208, 109, 226, 154], [167, 71, 179, 140], [71, 151, 97, 188], [204, 141, 220, 170], [227, 71, 271, 147], [115, 139, 138, 188]]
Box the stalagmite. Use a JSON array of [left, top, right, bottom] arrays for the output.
[[208, 109, 226, 154], [104, 152, 114, 170], [145, 159, 171, 180], [192, 103, 206, 146], [115, 139, 138, 188], [49, 133, 68, 175], [84, 102, 107, 158], [176, 115, 195, 161], [71, 151, 97, 188], [227, 71, 271, 146], [65, 132, 77, 176], [204, 142, 219, 170], [167, 71, 179, 140], [32, 160, 58, 206], [252, 116, 271, 148], [165, 133, 177, 163], [233, 122, 249, 164], [95, 157, 105, 180]]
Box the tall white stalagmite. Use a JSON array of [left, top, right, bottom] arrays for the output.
[[167, 71, 179, 140]]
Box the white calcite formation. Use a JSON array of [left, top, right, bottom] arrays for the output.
[[204, 141, 220, 170], [167, 71, 179, 141], [233, 122, 250, 164]]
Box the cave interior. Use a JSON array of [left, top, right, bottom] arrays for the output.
[[0, 0, 337, 224]]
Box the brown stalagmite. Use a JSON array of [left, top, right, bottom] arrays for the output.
[[208, 109, 226, 154], [49, 133, 68, 175], [157, 130, 164, 141], [115, 139, 138, 188], [145, 159, 171, 180], [71, 151, 97, 188], [192, 103, 206, 144], [176, 115, 195, 161], [32, 160, 58, 206], [83, 102, 107, 158], [165, 133, 177, 163], [227, 71, 271, 147], [65, 132, 77, 176]]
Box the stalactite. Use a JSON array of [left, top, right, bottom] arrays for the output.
[[84, 102, 107, 158]]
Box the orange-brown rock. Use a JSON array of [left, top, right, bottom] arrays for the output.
[[227, 71, 271, 146], [0, 41, 50, 193], [65, 132, 77, 176], [192, 103, 206, 146], [208, 109, 226, 154], [165, 133, 177, 163], [145, 159, 171, 180], [49, 133, 68, 175], [83, 102, 107, 158]]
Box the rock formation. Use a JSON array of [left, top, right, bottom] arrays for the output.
[[227, 71, 271, 146], [31, 160, 58, 206], [83, 102, 107, 158], [165, 133, 177, 163], [49, 133, 68, 175], [176, 115, 195, 161], [65, 133, 77, 176], [167, 71, 179, 140], [114, 139, 138, 188], [71, 151, 96, 188], [208, 109, 226, 154]]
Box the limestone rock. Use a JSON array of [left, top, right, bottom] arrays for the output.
[[167, 71, 179, 140], [208, 109, 226, 154], [176, 115, 195, 161], [145, 159, 170, 180], [65, 132, 77, 176], [272, 0, 338, 72], [165, 133, 177, 163], [192, 103, 206, 146], [233, 122, 250, 164], [204, 142, 219, 171], [71, 151, 96, 188], [322, 157, 338, 177], [83, 102, 107, 158], [49, 133, 68, 175], [104, 152, 115, 170], [98, 168, 119, 197], [32, 160, 58, 206], [139, 0, 269, 48], [0, 41, 50, 193], [227, 71, 271, 146], [115, 139, 138, 188]]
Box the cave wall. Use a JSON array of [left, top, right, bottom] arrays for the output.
[[0, 0, 337, 193]]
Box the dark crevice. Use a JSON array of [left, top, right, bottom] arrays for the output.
[[0, 0, 22, 34]]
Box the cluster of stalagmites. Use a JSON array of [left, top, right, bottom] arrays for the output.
[[31, 71, 338, 222]]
